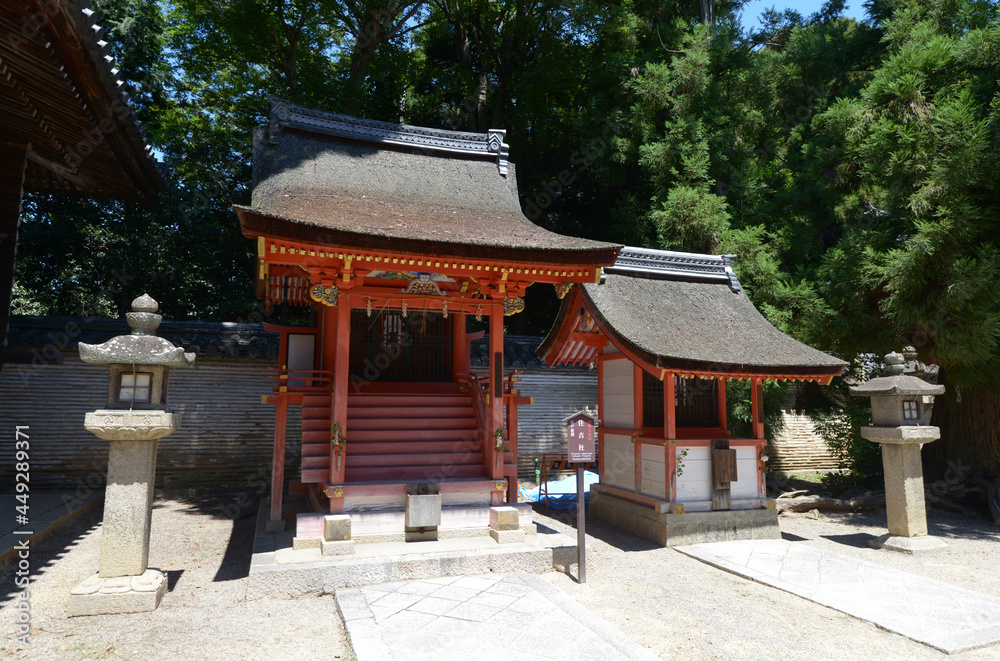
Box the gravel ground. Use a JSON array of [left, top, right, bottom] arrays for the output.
[[5, 489, 1000, 661], [535, 505, 1000, 661], [0, 492, 349, 661]]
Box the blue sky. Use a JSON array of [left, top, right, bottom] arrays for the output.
[[739, 0, 869, 31]]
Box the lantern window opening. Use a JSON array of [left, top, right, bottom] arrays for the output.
[[902, 399, 919, 421], [119, 369, 152, 407]]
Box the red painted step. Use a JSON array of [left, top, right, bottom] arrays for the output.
[[347, 406, 473, 419], [347, 452, 484, 468], [348, 394, 470, 408], [345, 465, 487, 482], [348, 417, 476, 431]]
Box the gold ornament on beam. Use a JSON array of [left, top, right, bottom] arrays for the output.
[[503, 296, 525, 316], [554, 282, 573, 299], [310, 283, 339, 306]]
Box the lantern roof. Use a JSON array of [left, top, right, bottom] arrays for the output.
[[849, 352, 945, 397], [78, 294, 194, 368]]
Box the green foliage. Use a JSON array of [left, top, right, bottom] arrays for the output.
[[725, 379, 788, 445]]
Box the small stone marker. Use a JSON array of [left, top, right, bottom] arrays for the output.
[[69, 294, 195, 615], [850, 351, 946, 554], [489, 506, 525, 543]]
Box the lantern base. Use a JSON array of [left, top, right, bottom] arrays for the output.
[[870, 533, 947, 555], [67, 569, 167, 616]]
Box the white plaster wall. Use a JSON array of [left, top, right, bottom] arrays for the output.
[[603, 433, 635, 491], [639, 444, 666, 499], [731, 446, 759, 499], [602, 359, 634, 429], [675, 446, 712, 502]]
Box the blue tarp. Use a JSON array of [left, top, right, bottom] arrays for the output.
[[519, 471, 600, 509]]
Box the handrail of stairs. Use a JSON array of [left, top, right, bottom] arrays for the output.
[[268, 367, 333, 393]]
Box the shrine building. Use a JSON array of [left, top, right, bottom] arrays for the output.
[[235, 99, 620, 536], [539, 247, 847, 545]]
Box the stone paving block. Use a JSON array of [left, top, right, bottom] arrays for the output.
[[443, 601, 501, 622], [677, 539, 1000, 655], [489, 506, 520, 531], [408, 595, 462, 615]]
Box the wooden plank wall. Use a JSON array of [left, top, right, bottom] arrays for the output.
[[0, 356, 302, 488]]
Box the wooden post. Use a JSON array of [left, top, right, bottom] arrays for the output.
[[0, 142, 27, 350], [488, 307, 504, 484], [505, 385, 518, 503], [633, 364, 643, 430], [452, 312, 467, 380], [269, 397, 288, 522], [664, 372, 676, 440], [329, 300, 351, 489], [751, 377, 764, 440], [717, 378, 728, 435], [597, 358, 605, 483], [577, 462, 586, 584]]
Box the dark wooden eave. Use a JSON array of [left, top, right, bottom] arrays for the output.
[[0, 0, 166, 201]]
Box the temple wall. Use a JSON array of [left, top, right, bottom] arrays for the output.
[[602, 433, 635, 491], [601, 359, 634, 429], [638, 444, 666, 499], [0, 355, 301, 489], [769, 411, 841, 473]]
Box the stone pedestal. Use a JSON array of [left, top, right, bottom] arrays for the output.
[[67, 569, 167, 617]]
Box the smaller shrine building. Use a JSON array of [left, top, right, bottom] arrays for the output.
[[540, 247, 847, 545]]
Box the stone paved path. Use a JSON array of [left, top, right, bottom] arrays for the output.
[[335, 572, 661, 661], [676, 539, 1000, 655]]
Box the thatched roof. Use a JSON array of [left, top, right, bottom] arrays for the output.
[[540, 247, 847, 381], [235, 99, 619, 264]]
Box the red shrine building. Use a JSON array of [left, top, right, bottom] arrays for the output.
[[235, 99, 619, 532], [539, 247, 847, 545]]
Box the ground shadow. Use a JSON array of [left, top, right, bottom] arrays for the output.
[[164, 569, 184, 591], [0, 509, 101, 606], [781, 532, 808, 542], [821, 532, 877, 549], [532, 503, 661, 553]]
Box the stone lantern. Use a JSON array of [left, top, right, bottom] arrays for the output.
[[850, 351, 945, 554], [67, 294, 195, 616]]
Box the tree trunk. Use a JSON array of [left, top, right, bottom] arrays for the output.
[[927, 370, 1000, 478], [344, 9, 386, 115]]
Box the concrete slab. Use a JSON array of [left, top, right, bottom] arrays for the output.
[[336, 573, 661, 661], [675, 539, 1000, 654]]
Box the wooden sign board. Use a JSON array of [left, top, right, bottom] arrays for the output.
[[564, 411, 596, 463]]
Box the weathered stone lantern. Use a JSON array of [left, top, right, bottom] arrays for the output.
[[68, 294, 195, 616], [850, 351, 945, 554]]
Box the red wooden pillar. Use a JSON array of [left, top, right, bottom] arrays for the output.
[[717, 378, 728, 435], [751, 377, 764, 440], [0, 142, 27, 349], [269, 396, 288, 522], [505, 389, 518, 503], [597, 357, 606, 483], [329, 299, 351, 490], [488, 307, 504, 502], [663, 372, 676, 440], [453, 312, 467, 380]]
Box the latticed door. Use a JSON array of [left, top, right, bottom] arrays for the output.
[[349, 309, 453, 382]]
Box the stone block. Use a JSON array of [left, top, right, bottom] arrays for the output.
[[324, 514, 352, 541], [265, 518, 286, 533], [321, 539, 355, 556], [490, 528, 526, 544], [871, 533, 947, 554], [292, 536, 321, 551], [404, 494, 442, 529], [489, 506, 520, 531], [882, 443, 929, 537], [67, 569, 166, 616]]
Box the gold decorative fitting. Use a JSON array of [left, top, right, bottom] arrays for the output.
[[495, 481, 506, 491], [309, 283, 339, 306], [554, 282, 573, 299], [503, 296, 525, 316], [332, 487, 344, 498]]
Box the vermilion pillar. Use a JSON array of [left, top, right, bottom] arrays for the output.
[[330, 299, 351, 488], [488, 306, 504, 487]]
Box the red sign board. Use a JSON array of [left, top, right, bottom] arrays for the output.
[[565, 412, 596, 463]]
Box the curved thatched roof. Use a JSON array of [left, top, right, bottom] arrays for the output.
[[235, 100, 619, 265]]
